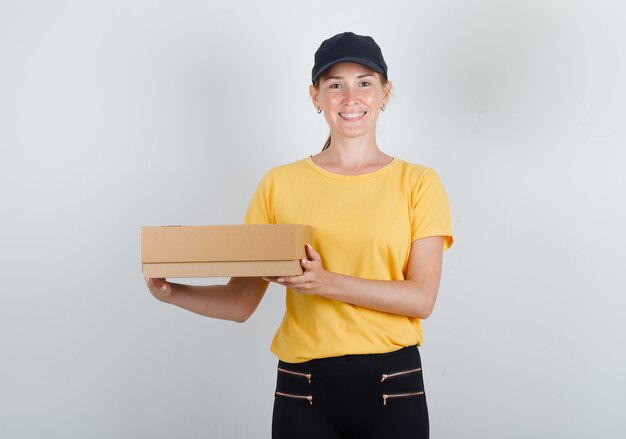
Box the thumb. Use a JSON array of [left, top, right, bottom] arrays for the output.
[[305, 243, 321, 261]]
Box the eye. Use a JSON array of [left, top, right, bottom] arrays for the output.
[[329, 83, 342, 89], [359, 81, 371, 87]]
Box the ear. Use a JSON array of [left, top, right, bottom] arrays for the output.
[[309, 84, 321, 109], [383, 80, 393, 106]]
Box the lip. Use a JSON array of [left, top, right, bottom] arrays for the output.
[[338, 111, 367, 121]]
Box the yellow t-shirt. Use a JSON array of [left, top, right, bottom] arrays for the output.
[[244, 156, 453, 363]]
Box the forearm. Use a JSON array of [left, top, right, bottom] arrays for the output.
[[162, 280, 262, 323], [268, 238, 444, 319], [323, 272, 438, 319]]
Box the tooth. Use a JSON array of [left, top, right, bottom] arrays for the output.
[[341, 112, 364, 119]]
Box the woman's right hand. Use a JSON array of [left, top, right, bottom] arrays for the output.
[[145, 277, 173, 301]]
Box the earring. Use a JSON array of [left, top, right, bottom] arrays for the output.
[[381, 104, 386, 112], [317, 107, 322, 114]]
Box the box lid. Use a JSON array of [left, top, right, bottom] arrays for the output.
[[141, 224, 311, 264]]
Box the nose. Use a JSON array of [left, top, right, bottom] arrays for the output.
[[344, 85, 359, 105]]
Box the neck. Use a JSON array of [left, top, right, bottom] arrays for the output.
[[322, 133, 383, 167]]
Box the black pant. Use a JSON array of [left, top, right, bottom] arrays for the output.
[[272, 346, 429, 439]]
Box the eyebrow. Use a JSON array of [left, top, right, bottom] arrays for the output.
[[322, 73, 375, 82]]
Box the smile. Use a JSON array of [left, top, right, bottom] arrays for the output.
[[339, 111, 366, 121]]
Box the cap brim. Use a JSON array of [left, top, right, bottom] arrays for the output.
[[312, 57, 385, 83]]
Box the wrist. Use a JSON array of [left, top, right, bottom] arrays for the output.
[[323, 271, 344, 300]]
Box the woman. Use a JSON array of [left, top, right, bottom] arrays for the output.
[[146, 31, 453, 438]]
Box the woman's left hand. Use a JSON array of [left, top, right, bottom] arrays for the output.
[[263, 244, 332, 296]]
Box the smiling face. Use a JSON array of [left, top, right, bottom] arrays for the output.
[[310, 62, 392, 142]]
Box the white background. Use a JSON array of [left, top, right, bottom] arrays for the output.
[[1, 0, 625, 437]]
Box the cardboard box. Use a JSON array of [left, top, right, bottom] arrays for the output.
[[141, 224, 312, 278]]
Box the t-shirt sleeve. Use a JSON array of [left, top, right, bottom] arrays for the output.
[[243, 170, 275, 225], [410, 168, 454, 250]]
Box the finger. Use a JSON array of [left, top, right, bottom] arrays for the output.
[[277, 274, 308, 284], [148, 277, 165, 288], [282, 280, 312, 292], [263, 276, 293, 284], [147, 278, 168, 290], [305, 244, 321, 261], [147, 278, 160, 287]]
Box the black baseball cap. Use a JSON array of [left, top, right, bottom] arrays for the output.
[[311, 32, 388, 84]]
